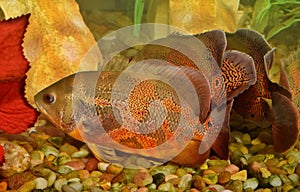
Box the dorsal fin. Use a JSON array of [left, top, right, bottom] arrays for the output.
[[226, 29, 272, 62], [196, 30, 227, 66], [221, 50, 256, 100], [264, 49, 292, 99], [271, 92, 299, 153], [101, 54, 130, 72]]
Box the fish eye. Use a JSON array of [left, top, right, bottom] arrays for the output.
[[43, 93, 56, 104]]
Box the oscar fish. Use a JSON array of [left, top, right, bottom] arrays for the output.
[[35, 29, 283, 167], [226, 29, 299, 153]]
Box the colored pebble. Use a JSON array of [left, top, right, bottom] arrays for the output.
[[100, 173, 115, 182], [243, 178, 259, 190], [218, 171, 231, 184], [34, 177, 48, 190], [288, 173, 299, 184], [30, 150, 45, 168], [133, 171, 153, 187], [17, 180, 36, 192], [56, 165, 74, 174], [192, 175, 206, 190], [224, 164, 239, 174], [77, 169, 90, 179], [3, 119, 300, 192], [164, 174, 178, 182], [85, 157, 99, 172], [178, 173, 192, 189], [269, 175, 282, 187], [68, 180, 83, 191], [54, 178, 68, 192], [152, 173, 165, 185], [190, 188, 201, 192], [61, 184, 77, 192], [48, 136, 64, 148], [107, 163, 124, 175], [65, 160, 86, 170], [207, 184, 225, 191], [259, 167, 271, 178], [59, 143, 78, 156], [71, 148, 89, 158], [225, 180, 243, 192], [230, 170, 247, 181], [176, 168, 187, 177], [158, 182, 176, 192], [265, 158, 279, 167], [241, 133, 251, 145], [207, 160, 228, 167], [203, 173, 218, 185], [267, 166, 288, 175], [0, 181, 7, 191], [136, 186, 149, 192], [98, 162, 110, 172], [42, 145, 59, 156]]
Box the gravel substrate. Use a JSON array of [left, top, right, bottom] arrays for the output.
[[0, 120, 299, 192]]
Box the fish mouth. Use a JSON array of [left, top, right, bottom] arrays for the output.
[[34, 94, 46, 114]]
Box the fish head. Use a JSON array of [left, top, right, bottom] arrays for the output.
[[34, 74, 78, 136]]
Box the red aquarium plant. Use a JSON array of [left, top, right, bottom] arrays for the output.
[[0, 15, 38, 134]]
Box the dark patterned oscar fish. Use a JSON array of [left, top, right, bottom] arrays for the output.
[[226, 29, 299, 153]]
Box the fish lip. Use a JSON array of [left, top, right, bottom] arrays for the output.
[[34, 94, 45, 113]]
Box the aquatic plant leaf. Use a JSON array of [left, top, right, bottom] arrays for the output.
[[271, 92, 299, 153], [0, 14, 38, 134], [133, 0, 144, 37], [266, 17, 300, 40], [249, 0, 300, 40], [0, 0, 101, 106], [252, 0, 271, 32], [281, 47, 300, 109]]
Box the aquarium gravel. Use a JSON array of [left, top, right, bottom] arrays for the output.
[[0, 120, 299, 192]]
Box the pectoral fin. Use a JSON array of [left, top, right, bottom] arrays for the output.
[[272, 92, 299, 153], [221, 50, 256, 100], [211, 99, 233, 160], [171, 140, 210, 167]]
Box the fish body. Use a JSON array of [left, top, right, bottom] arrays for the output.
[[35, 29, 296, 167]]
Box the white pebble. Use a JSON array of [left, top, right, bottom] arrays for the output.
[[164, 174, 178, 182], [98, 162, 110, 172], [35, 177, 48, 190]]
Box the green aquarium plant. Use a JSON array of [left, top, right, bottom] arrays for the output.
[[241, 0, 300, 40], [133, 0, 144, 37]]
